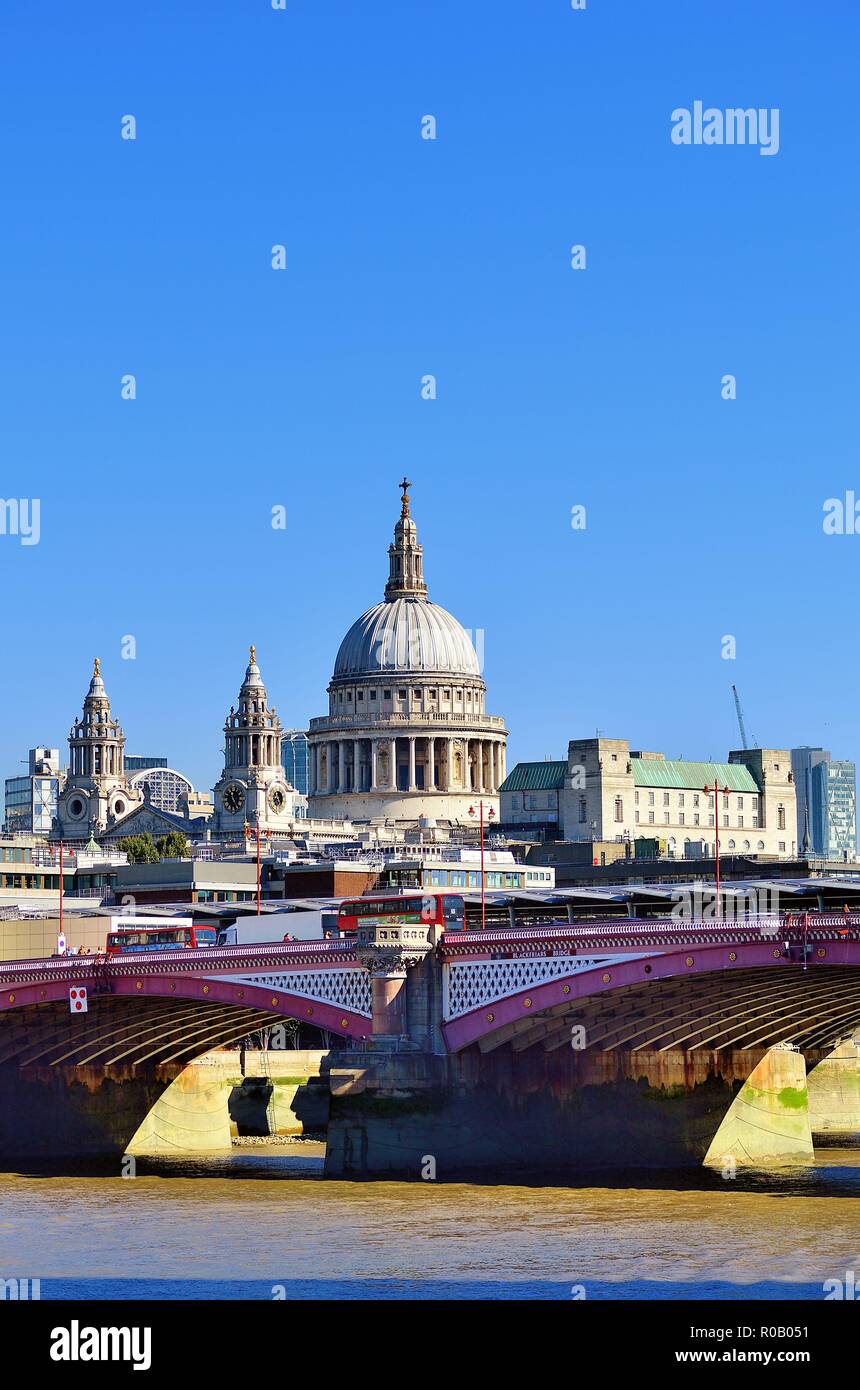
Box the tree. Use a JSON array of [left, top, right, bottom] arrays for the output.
[[119, 833, 159, 864], [156, 831, 189, 860]]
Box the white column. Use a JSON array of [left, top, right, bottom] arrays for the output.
[[408, 737, 416, 792], [488, 742, 495, 793], [464, 740, 472, 791], [371, 740, 378, 792], [327, 742, 336, 793], [389, 738, 397, 789], [446, 737, 453, 792], [353, 739, 361, 793], [338, 741, 346, 793], [427, 736, 436, 790]]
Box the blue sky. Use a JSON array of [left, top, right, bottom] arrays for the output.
[[1, 1, 857, 792]]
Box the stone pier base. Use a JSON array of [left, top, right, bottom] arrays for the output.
[[807, 1037, 860, 1138], [702, 1044, 813, 1169], [325, 1044, 823, 1180]]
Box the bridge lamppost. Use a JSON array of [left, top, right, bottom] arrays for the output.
[[243, 819, 262, 917], [704, 781, 731, 919], [53, 841, 75, 951], [469, 801, 496, 933]]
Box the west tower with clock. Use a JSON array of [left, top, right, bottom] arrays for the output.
[[213, 646, 300, 836], [55, 658, 144, 839]]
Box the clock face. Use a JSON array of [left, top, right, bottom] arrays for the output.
[[268, 785, 287, 813], [223, 783, 245, 813]]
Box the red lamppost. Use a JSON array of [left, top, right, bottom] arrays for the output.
[[55, 841, 75, 951], [704, 781, 731, 919], [469, 801, 496, 933], [243, 819, 262, 917]]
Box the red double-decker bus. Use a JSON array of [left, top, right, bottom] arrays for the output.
[[106, 917, 217, 955], [337, 892, 465, 936]]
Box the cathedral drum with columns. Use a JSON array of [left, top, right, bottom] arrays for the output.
[[307, 480, 507, 825]]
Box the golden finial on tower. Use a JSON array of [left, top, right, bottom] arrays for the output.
[[249, 644, 256, 664], [93, 657, 101, 677], [399, 476, 412, 516]]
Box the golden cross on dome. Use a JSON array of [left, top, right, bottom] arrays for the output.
[[249, 644, 256, 664], [399, 476, 412, 515], [93, 657, 100, 677]]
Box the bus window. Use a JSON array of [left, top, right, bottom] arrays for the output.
[[442, 895, 465, 927]]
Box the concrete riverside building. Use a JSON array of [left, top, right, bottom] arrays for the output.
[[307, 480, 507, 825], [502, 737, 798, 858]]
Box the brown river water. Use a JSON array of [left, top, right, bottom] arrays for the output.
[[0, 1143, 858, 1299]]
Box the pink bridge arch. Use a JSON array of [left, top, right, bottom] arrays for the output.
[[0, 940, 372, 1050], [441, 935, 860, 1053]]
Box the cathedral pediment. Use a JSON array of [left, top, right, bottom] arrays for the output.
[[102, 805, 206, 841]]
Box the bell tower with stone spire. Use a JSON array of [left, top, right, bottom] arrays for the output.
[[213, 646, 301, 836], [56, 658, 143, 839]]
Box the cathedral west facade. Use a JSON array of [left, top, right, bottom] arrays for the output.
[[51, 481, 509, 842], [54, 649, 303, 844]]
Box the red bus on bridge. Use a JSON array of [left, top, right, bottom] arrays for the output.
[[106, 921, 218, 955], [337, 892, 465, 936]]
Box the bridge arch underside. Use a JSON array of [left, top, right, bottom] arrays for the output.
[[356, 965, 860, 1173], [466, 965, 860, 1057], [0, 983, 363, 1161]]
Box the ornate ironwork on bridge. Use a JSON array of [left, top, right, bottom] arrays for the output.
[[442, 955, 632, 1021], [213, 968, 371, 1018]]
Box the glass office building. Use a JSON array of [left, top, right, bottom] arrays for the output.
[[281, 730, 309, 796], [826, 759, 857, 860], [791, 747, 857, 860], [3, 748, 61, 836]]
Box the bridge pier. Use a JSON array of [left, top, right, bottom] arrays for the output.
[[324, 1044, 826, 1181], [354, 919, 442, 1051], [807, 1036, 860, 1138], [702, 1043, 813, 1169]]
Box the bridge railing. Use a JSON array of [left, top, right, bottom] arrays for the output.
[[0, 937, 358, 978], [439, 912, 860, 954]]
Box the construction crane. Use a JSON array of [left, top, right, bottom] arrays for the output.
[[731, 685, 758, 750]]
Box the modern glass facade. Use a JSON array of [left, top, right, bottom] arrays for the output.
[[125, 755, 168, 773], [281, 731, 309, 795], [826, 760, 857, 860], [791, 747, 857, 860], [4, 749, 60, 836]]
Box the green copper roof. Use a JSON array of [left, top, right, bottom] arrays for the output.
[[500, 761, 567, 793], [631, 759, 759, 793]]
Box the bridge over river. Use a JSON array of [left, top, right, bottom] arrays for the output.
[[1, 913, 859, 1176]]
